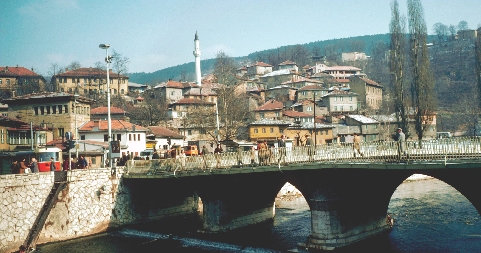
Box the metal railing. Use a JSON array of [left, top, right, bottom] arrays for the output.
[[125, 137, 481, 175]]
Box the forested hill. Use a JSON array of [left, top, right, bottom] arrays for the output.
[[129, 33, 401, 85]]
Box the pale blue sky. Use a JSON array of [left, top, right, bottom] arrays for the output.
[[1, 0, 480, 76]]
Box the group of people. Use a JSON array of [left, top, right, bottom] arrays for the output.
[[62, 155, 89, 171], [10, 157, 57, 174]]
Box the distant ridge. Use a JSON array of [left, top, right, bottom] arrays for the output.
[[128, 34, 434, 85]]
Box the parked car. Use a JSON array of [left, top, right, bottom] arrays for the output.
[[183, 145, 198, 156]]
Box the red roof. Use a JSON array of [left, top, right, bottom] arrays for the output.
[[0, 66, 42, 77], [55, 67, 129, 78], [172, 98, 214, 105], [278, 60, 297, 66], [358, 77, 383, 88], [166, 80, 184, 88], [147, 126, 184, 138], [255, 100, 283, 111], [252, 61, 272, 67], [90, 106, 127, 115], [298, 84, 324, 91], [283, 110, 312, 118], [79, 119, 147, 131]]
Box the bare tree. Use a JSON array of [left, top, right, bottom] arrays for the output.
[[390, 0, 410, 136], [127, 89, 168, 126], [448, 25, 457, 40], [432, 22, 448, 43], [67, 61, 81, 70], [458, 20, 469, 31], [213, 51, 239, 86], [111, 50, 130, 97], [408, 0, 436, 140]]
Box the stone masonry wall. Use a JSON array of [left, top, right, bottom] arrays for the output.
[[0, 169, 198, 253]]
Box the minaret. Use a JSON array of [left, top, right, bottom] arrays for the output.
[[193, 31, 202, 86]]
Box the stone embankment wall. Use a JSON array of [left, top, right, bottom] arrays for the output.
[[0, 169, 198, 253]]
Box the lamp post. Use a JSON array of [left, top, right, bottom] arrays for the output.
[[99, 43, 112, 168]]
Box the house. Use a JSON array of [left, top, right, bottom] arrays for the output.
[[265, 85, 297, 102], [147, 126, 184, 152], [52, 67, 129, 96], [323, 66, 364, 80], [2, 92, 93, 140], [183, 87, 218, 104], [153, 79, 185, 103], [284, 122, 335, 146], [296, 84, 328, 102], [168, 97, 216, 119], [342, 52, 368, 62], [349, 76, 383, 110], [259, 69, 302, 89], [90, 106, 129, 121], [290, 99, 328, 116], [128, 82, 150, 93], [280, 77, 323, 89], [318, 89, 359, 114], [457, 29, 477, 40], [78, 119, 147, 159], [247, 62, 273, 79], [248, 119, 292, 143], [282, 110, 314, 123], [277, 60, 299, 73], [344, 114, 380, 142], [254, 100, 284, 120], [0, 66, 46, 94]]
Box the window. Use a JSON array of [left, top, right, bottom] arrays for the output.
[[58, 128, 64, 139], [340, 106, 344, 111], [63, 77, 67, 83], [52, 106, 57, 114], [334, 106, 338, 111], [84, 89, 87, 94], [334, 97, 337, 101], [1, 129, 4, 143], [188, 130, 192, 135], [340, 97, 343, 101], [121, 89, 125, 94], [64, 105, 68, 113], [104, 135, 108, 141], [46, 106, 50, 114], [129, 134, 132, 141], [270, 128, 274, 133], [0, 80, 2, 85], [34, 107, 39, 115], [254, 129, 258, 133], [137, 134, 140, 141], [116, 134, 121, 141], [262, 128, 266, 133], [349, 96, 352, 101], [171, 91, 175, 96], [6, 79, 10, 85], [260, 113, 265, 119], [307, 106, 312, 112], [40, 106, 45, 115], [275, 112, 279, 117], [350, 106, 353, 111], [81, 135, 85, 140]]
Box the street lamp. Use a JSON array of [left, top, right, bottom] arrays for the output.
[[99, 43, 112, 168]]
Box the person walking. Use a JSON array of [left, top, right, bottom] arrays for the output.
[[250, 146, 257, 166], [353, 133, 364, 157], [49, 157, 57, 171], [30, 157, 39, 173], [277, 135, 287, 165], [305, 134, 314, 161], [396, 128, 406, 159], [201, 145, 209, 156], [214, 144, 223, 168]]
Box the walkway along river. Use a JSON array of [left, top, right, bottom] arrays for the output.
[[33, 177, 481, 252]]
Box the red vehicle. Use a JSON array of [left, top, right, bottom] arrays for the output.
[[16, 147, 62, 172]]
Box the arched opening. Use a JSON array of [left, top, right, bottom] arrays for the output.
[[387, 174, 481, 252]]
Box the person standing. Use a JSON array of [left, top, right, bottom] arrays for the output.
[[201, 145, 209, 156], [277, 135, 287, 165], [10, 160, 19, 174], [49, 157, 57, 171], [353, 133, 364, 157], [396, 128, 406, 159], [250, 146, 257, 166], [77, 156, 87, 169], [30, 157, 39, 173], [305, 134, 314, 161], [19, 158, 29, 174], [214, 144, 223, 168]]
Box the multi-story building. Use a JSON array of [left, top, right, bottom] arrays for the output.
[[344, 114, 380, 142], [349, 76, 383, 110], [324, 66, 364, 80], [277, 60, 299, 73], [2, 92, 93, 140], [254, 100, 284, 120], [247, 62, 273, 79], [0, 66, 46, 94], [248, 119, 292, 143], [52, 67, 129, 97], [153, 79, 185, 103], [318, 89, 359, 114]]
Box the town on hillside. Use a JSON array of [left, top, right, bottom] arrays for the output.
[[1, 27, 480, 174]]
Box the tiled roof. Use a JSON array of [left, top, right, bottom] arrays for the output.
[[283, 110, 312, 118], [55, 67, 129, 78], [252, 61, 272, 67], [281, 77, 323, 85], [1, 92, 93, 104], [345, 114, 379, 124], [79, 119, 147, 132], [357, 77, 383, 88], [147, 126, 184, 138], [255, 100, 283, 111], [90, 106, 127, 115], [0, 66, 42, 77], [298, 84, 325, 91], [325, 66, 361, 71], [184, 87, 217, 96], [278, 60, 297, 66], [171, 98, 215, 105]]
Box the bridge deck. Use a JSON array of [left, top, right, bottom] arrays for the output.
[[124, 138, 481, 178]]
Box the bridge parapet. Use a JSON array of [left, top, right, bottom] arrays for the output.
[[125, 138, 481, 176]]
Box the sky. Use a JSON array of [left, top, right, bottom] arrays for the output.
[[1, 0, 480, 77]]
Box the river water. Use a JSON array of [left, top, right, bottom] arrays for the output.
[[35, 178, 481, 253]]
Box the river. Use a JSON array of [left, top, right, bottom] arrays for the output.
[[35, 178, 481, 252]]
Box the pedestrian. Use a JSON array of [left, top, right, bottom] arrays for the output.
[[77, 156, 87, 169], [353, 133, 364, 157], [49, 157, 57, 171], [258, 140, 268, 165], [10, 160, 19, 174], [236, 146, 243, 166], [201, 145, 209, 156], [20, 158, 29, 174], [30, 157, 39, 173], [152, 151, 160, 159], [214, 144, 223, 168], [250, 146, 257, 166], [396, 128, 406, 159], [62, 158, 70, 171], [177, 149, 186, 169], [305, 134, 314, 161], [277, 135, 287, 165]]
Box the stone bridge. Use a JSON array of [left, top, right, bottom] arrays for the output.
[[124, 138, 481, 250]]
